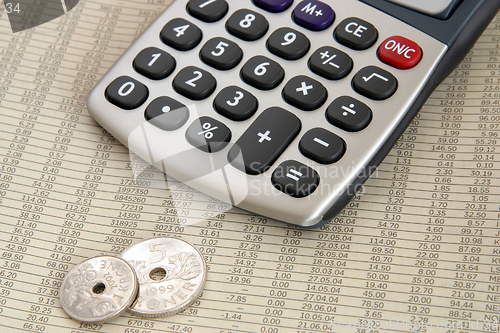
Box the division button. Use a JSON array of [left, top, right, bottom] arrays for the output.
[[241, 55, 284, 90], [282, 75, 327, 111], [173, 66, 217, 100], [214, 86, 258, 121], [334, 17, 378, 50], [253, 0, 294, 13], [299, 128, 346, 164], [200, 37, 243, 70], [326, 96, 372, 131], [105, 76, 148, 110], [293, 0, 335, 31], [133, 47, 176, 80], [378, 36, 422, 69], [226, 9, 269, 41], [145, 97, 189, 131], [271, 160, 319, 198], [308, 46, 353, 80], [161, 18, 202, 51], [186, 116, 231, 153], [228, 107, 301, 175], [187, 0, 228, 22], [267, 27, 310, 60], [352, 66, 398, 100]]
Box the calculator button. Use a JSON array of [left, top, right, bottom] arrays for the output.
[[173, 66, 217, 100], [214, 86, 258, 121], [200, 37, 243, 70], [266, 27, 310, 61], [282, 75, 327, 111], [378, 36, 422, 70], [292, 0, 335, 31], [253, 0, 294, 13], [241, 56, 284, 90], [133, 47, 176, 80], [187, 0, 228, 22], [226, 9, 269, 41], [186, 116, 231, 153], [271, 160, 319, 198], [299, 128, 346, 164], [334, 17, 378, 50], [308, 46, 353, 80], [228, 107, 301, 175], [145, 97, 189, 131], [105, 76, 149, 110], [352, 66, 397, 100], [326, 96, 372, 132], [161, 18, 202, 51]]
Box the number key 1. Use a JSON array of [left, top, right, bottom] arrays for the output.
[[133, 47, 176, 80]]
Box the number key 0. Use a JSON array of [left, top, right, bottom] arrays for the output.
[[105, 76, 149, 110]]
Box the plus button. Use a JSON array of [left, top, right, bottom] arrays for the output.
[[257, 130, 272, 143], [296, 81, 313, 95]]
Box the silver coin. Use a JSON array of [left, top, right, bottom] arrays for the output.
[[120, 237, 207, 318], [59, 256, 138, 323]]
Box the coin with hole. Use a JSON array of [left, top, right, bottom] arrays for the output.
[[60, 256, 138, 323], [120, 237, 207, 318]]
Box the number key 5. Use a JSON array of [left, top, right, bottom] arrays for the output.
[[200, 37, 243, 70]]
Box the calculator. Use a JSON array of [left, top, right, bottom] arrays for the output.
[[87, 0, 499, 228]]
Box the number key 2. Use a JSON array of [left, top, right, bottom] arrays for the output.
[[173, 66, 217, 100]]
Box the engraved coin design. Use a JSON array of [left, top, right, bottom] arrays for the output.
[[120, 237, 207, 318], [59, 256, 139, 323]]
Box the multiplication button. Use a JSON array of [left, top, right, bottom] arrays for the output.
[[326, 96, 372, 132], [271, 160, 319, 198], [299, 128, 345, 164], [105, 76, 148, 110], [308, 46, 353, 80], [282, 75, 327, 111]]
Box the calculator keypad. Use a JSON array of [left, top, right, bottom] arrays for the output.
[[226, 9, 269, 41], [161, 18, 203, 51], [100, 0, 432, 206]]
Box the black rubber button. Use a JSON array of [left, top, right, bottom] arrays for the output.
[[352, 66, 397, 100], [266, 27, 310, 60], [326, 96, 372, 131], [173, 66, 217, 100], [334, 17, 378, 50], [160, 18, 202, 51], [214, 86, 258, 121], [308, 46, 353, 80], [105, 76, 148, 110], [133, 47, 176, 80], [187, 0, 228, 22], [145, 97, 189, 131], [226, 9, 269, 41], [241, 55, 284, 90], [271, 160, 319, 198], [282, 75, 327, 111], [186, 116, 231, 153], [299, 128, 346, 164], [228, 107, 301, 175], [200, 37, 243, 70]]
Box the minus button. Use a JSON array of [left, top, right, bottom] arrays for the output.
[[313, 137, 330, 147]]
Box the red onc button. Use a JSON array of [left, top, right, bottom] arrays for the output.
[[378, 36, 422, 70]]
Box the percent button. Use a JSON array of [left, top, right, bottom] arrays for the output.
[[186, 116, 231, 153]]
